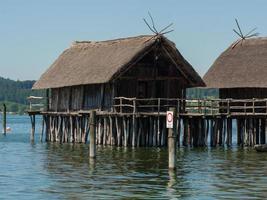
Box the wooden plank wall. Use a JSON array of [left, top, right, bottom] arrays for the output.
[[83, 84, 102, 110], [220, 88, 267, 99], [50, 83, 113, 112]]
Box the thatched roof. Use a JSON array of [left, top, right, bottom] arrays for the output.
[[33, 35, 204, 89], [204, 37, 267, 88]]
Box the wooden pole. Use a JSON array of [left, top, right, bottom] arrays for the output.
[[2, 104, 6, 135], [132, 100, 136, 147], [123, 116, 127, 146], [168, 107, 177, 170], [89, 111, 96, 158], [260, 118, 265, 144], [237, 119, 241, 146], [115, 117, 121, 146], [30, 114, 35, 142], [40, 116, 45, 142], [256, 118, 259, 145], [183, 118, 188, 146]]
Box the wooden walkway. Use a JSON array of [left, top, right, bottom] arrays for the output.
[[28, 97, 267, 116], [27, 97, 267, 147]]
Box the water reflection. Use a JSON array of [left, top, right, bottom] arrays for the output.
[[38, 143, 267, 199], [168, 169, 177, 188], [2, 115, 267, 199]]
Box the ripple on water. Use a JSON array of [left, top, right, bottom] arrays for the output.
[[1, 115, 267, 199]]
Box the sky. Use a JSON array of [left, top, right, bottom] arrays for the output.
[[0, 0, 267, 81]]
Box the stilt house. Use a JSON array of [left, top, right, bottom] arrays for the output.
[[33, 35, 204, 112], [30, 35, 206, 146], [204, 37, 267, 146], [204, 37, 267, 99]]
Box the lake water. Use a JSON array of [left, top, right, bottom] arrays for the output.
[[0, 115, 267, 199]]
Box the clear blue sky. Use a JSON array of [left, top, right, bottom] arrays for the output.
[[0, 0, 267, 80]]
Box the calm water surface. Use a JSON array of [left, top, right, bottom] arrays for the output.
[[0, 115, 267, 199]]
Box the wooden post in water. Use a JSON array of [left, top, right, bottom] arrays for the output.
[[260, 118, 266, 144], [30, 114, 35, 142], [132, 99, 137, 147], [89, 110, 96, 158], [168, 107, 177, 170], [40, 116, 45, 142], [2, 104, 6, 135]]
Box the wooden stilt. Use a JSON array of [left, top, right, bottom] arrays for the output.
[[260, 118, 266, 144], [163, 118, 167, 146], [256, 118, 259, 145], [183, 118, 187, 146], [89, 111, 96, 158], [152, 118, 156, 146], [123, 116, 127, 146], [157, 116, 161, 146], [109, 116, 114, 145], [137, 118, 142, 147], [210, 119, 215, 147], [148, 117, 153, 147], [115, 117, 120, 146], [103, 117, 107, 145], [44, 115, 49, 142], [40, 116, 45, 142], [205, 119, 209, 146], [30, 115, 35, 142], [70, 116, 74, 143], [85, 116, 90, 143], [132, 115, 136, 147], [126, 117, 130, 146], [226, 118, 232, 146]]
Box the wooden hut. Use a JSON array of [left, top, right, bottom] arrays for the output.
[[204, 37, 267, 146], [34, 35, 204, 111], [204, 37, 267, 99], [32, 34, 205, 146]]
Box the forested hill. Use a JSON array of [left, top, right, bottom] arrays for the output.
[[0, 77, 44, 114], [0, 77, 36, 104]]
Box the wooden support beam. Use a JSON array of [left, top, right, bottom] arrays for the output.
[[89, 110, 96, 158], [30, 114, 35, 142], [260, 118, 265, 144], [40, 116, 45, 142], [227, 118, 232, 146]]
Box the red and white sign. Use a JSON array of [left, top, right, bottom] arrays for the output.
[[166, 111, 174, 128]]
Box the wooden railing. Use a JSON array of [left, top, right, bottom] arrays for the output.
[[113, 97, 267, 115], [27, 96, 267, 116], [113, 97, 184, 114], [27, 96, 47, 112]]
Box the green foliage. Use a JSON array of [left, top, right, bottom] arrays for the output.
[[0, 101, 27, 115], [0, 77, 45, 114]]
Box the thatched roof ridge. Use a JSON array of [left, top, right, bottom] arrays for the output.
[[204, 37, 267, 88], [33, 35, 204, 89]]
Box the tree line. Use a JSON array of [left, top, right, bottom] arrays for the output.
[[0, 77, 44, 114]]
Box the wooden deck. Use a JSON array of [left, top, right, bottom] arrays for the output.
[[28, 97, 267, 118], [27, 97, 267, 147]]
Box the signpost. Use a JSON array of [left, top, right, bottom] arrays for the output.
[[166, 111, 173, 129], [167, 108, 176, 170]]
